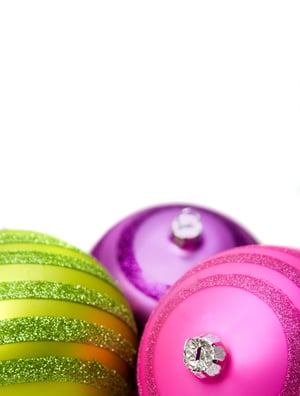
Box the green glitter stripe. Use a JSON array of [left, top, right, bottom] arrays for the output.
[[0, 250, 117, 288], [0, 230, 81, 252], [0, 281, 136, 332], [0, 356, 128, 395], [0, 317, 136, 367]]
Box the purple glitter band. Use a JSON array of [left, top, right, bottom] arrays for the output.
[[178, 252, 300, 288], [117, 207, 173, 300], [141, 274, 300, 396], [117, 206, 256, 300]]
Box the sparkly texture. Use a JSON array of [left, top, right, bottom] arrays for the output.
[[0, 230, 80, 251], [142, 274, 300, 396], [114, 205, 257, 303], [117, 207, 170, 299], [0, 317, 136, 367], [0, 250, 117, 288], [0, 230, 137, 393], [0, 281, 136, 332], [258, 245, 300, 260], [0, 356, 128, 395], [179, 253, 300, 288]]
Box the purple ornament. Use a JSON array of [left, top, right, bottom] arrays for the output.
[[91, 204, 257, 328]]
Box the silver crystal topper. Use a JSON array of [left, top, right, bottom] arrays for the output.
[[183, 334, 226, 379], [171, 207, 203, 249]]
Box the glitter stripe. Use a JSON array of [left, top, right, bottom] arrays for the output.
[[117, 207, 170, 300], [0, 243, 104, 271], [0, 300, 136, 344], [0, 317, 136, 367], [0, 356, 128, 395], [115, 205, 257, 300], [251, 245, 300, 260], [0, 382, 104, 396], [0, 249, 116, 288], [0, 264, 126, 304], [0, 230, 80, 251], [0, 342, 129, 379], [179, 252, 300, 288], [141, 274, 300, 396], [0, 281, 136, 332]]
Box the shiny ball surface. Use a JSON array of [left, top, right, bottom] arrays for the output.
[[91, 204, 257, 327], [0, 230, 137, 396], [137, 245, 300, 396]]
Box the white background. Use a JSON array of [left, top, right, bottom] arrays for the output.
[[0, 1, 299, 252]]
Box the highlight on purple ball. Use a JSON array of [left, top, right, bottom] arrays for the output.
[[91, 204, 257, 328]]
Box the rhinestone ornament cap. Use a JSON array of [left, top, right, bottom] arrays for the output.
[[137, 245, 300, 396], [183, 334, 226, 378], [91, 204, 257, 328]]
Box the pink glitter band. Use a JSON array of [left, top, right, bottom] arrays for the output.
[[140, 274, 300, 396], [259, 245, 300, 259], [178, 252, 300, 288]]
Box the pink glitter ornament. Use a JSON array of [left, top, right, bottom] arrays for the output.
[[137, 245, 300, 396], [91, 204, 257, 328]]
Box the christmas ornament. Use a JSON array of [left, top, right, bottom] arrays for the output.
[[137, 245, 300, 396], [0, 230, 137, 396], [91, 204, 257, 327]]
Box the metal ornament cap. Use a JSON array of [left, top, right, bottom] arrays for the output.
[[91, 203, 258, 329], [171, 208, 203, 249], [183, 334, 226, 379], [137, 245, 300, 395]]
